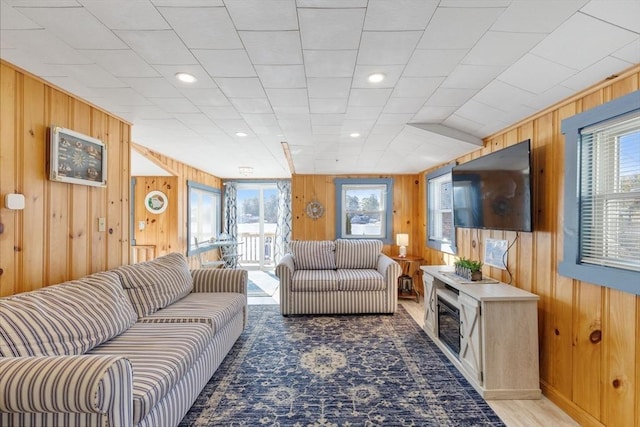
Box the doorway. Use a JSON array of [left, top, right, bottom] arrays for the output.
[[236, 183, 278, 270]]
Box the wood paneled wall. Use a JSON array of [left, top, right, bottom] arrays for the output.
[[0, 60, 131, 296], [419, 64, 640, 427], [131, 144, 222, 269]]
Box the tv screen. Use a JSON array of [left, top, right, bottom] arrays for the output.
[[452, 139, 533, 232]]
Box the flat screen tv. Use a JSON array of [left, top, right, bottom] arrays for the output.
[[452, 139, 533, 232]]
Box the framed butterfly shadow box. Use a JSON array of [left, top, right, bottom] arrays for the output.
[[49, 126, 107, 187]]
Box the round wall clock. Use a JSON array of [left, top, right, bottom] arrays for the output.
[[305, 200, 325, 220], [145, 190, 168, 214]]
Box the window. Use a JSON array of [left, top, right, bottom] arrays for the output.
[[427, 163, 456, 254], [187, 180, 222, 256], [335, 178, 393, 243], [560, 91, 640, 295]]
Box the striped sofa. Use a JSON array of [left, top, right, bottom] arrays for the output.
[[276, 239, 401, 315], [0, 252, 247, 427]]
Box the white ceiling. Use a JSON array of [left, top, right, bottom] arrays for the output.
[[1, 0, 638, 178]]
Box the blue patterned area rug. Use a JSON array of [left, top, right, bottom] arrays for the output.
[[180, 305, 505, 426]]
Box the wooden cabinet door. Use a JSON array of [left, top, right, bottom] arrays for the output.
[[423, 273, 437, 335], [459, 293, 482, 384]]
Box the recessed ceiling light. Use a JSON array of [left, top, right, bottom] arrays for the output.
[[350, 132, 361, 138], [175, 72, 197, 83], [235, 132, 248, 137], [368, 73, 385, 83]]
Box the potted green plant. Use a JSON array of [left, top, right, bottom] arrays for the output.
[[454, 257, 483, 281]]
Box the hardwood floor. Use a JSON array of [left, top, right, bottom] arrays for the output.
[[399, 299, 579, 427]]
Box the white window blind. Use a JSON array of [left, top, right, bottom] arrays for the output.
[[579, 113, 640, 272], [428, 173, 453, 243]]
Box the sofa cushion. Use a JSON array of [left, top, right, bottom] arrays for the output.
[[291, 270, 339, 291], [89, 322, 212, 425], [114, 252, 193, 318], [337, 269, 386, 291], [335, 239, 382, 269], [289, 240, 336, 270], [139, 292, 246, 335], [0, 271, 137, 357]]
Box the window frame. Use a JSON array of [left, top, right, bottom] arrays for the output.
[[186, 180, 222, 257], [559, 90, 640, 295], [334, 178, 394, 243], [426, 163, 457, 254]]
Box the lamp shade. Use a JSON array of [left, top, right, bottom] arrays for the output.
[[396, 233, 409, 247]]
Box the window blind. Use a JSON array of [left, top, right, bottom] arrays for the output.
[[579, 112, 640, 272]]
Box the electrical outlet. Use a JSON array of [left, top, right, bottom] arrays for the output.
[[139, 221, 146, 231], [98, 217, 106, 232]]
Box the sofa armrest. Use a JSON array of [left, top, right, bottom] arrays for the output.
[[191, 268, 248, 294], [0, 355, 132, 426], [275, 253, 295, 278], [377, 254, 401, 290]]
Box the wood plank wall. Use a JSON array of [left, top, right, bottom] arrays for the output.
[[131, 144, 223, 269], [418, 64, 640, 427], [0, 60, 131, 296]]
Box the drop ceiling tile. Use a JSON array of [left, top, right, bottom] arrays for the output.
[[173, 113, 216, 126], [304, 50, 357, 77], [90, 87, 153, 106], [35, 64, 124, 88], [376, 113, 415, 125], [201, 106, 242, 120], [0, 2, 39, 29], [348, 88, 393, 106], [299, 8, 365, 50], [240, 31, 303, 64], [412, 105, 457, 122], [16, 7, 127, 49], [352, 65, 405, 88], [191, 124, 227, 136], [266, 88, 309, 106], [391, 77, 442, 98], [531, 13, 638, 70], [311, 114, 345, 126], [561, 56, 635, 92], [463, 31, 546, 66], [492, 0, 585, 33], [309, 98, 348, 114], [82, 50, 159, 77], [345, 106, 383, 119], [297, 0, 367, 7], [40, 77, 97, 98], [1, 29, 93, 64], [116, 30, 196, 65], [581, 0, 640, 33], [255, 65, 306, 88], [180, 88, 231, 107], [383, 98, 425, 114], [152, 97, 199, 113], [341, 119, 376, 131], [357, 31, 422, 65], [418, 7, 504, 49], [404, 49, 468, 77], [473, 80, 536, 112], [120, 77, 182, 97], [441, 64, 505, 89], [524, 85, 575, 111], [152, 0, 224, 6], [498, 53, 576, 94], [364, 0, 437, 31], [312, 125, 343, 135], [612, 38, 640, 64], [241, 113, 279, 127], [152, 65, 219, 88], [442, 114, 486, 138], [230, 97, 274, 114], [425, 88, 478, 107], [159, 6, 242, 49], [308, 78, 352, 98], [272, 105, 311, 115], [194, 50, 256, 77], [213, 119, 252, 134], [215, 78, 267, 98], [80, 1, 170, 30], [126, 105, 173, 120], [226, 0, 298, 30]]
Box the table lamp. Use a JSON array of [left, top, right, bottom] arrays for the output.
[[396, 233, 409, 258]]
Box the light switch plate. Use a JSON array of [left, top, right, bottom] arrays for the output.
[[5, 193, 25, 210], [98, 217, 106, 232]]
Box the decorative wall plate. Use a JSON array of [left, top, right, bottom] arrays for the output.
[[305, 200, 324, 220], [145, 190, 168, 214]]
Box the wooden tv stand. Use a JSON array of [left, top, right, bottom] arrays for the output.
[[421, 265, 541, 400]]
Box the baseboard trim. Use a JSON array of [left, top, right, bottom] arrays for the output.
[[541, 381, 605, 427]]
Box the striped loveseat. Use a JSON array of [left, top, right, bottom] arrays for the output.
[[0, 252, 247, 427], [276, 239, 401, 315]]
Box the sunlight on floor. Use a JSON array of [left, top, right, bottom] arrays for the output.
[[247, 270, 279, 305]]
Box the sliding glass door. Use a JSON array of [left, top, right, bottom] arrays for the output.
[[236, 183, 277, 270]]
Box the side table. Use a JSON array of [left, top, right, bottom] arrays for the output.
[[391, 255, 423, 303]]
